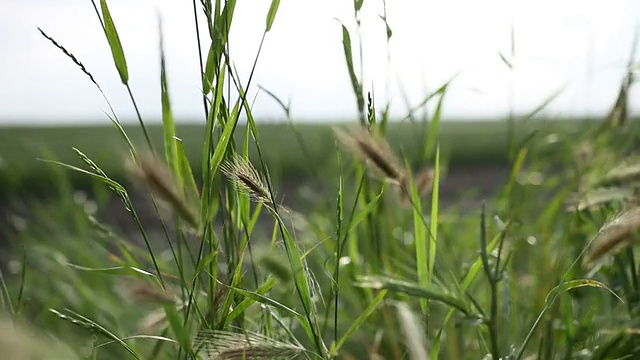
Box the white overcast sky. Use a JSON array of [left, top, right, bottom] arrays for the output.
[[1, 0, 639, 125]]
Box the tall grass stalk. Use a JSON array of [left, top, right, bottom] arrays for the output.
[[6, 1, 640, 359]]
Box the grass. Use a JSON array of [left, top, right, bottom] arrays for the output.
[[0, 119, 591, 197], [2, 0, 640, 359]]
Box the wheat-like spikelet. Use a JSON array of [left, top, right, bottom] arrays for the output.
[[599, 162, 640, 186], [333, 126, 406, 185], [565, 186, 635, 212], [126, 152, 199, 228], [583, 206, 640, 267], [117, 277, 178, 305], [221, 156, 273, 204], [195, 330, 306, 360]]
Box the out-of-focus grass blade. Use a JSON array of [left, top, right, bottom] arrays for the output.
[[106, 113, 138, 159], [406, 166, 428, 314], [265, 0, 280, 32], [501, 146, 528, 199], [208, 109, 239, 177], [498, 52, 513, 69], [432, 230, 504, 354], [428, 146, 440, 280], [354, 0, 364, 12], [67, 264, 154, 277], [163, 304, 193, 355], [50, 308, 140, 359], [523, 86, 566, 123], [175, 137, 200, 206], [66, 264, 161, 287], [339, 23, 364, 120], [270, 212, 325, 353], [40, 160, 125, 193], [224, 282, 305, 321], [0, 269, 13, 315], [378, 14, 392, 40], [347, 189, 383, 233], [357, 276, 468, 314], [424, 86, 447, 160], [545, 279, 622, 306], [99, 0, 128, 84], [401, 80, 452, 122], [95, 335, 177, 349], [223, 277, 277, 327], [331, 289, 386, 356], [203, 43, 216, 95], [159, 19, 178, 177], [515, 279, 623, 360]]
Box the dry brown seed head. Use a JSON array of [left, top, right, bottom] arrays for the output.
[[333, 126, 406, 184], [126, 152, 199, 228], [583, 206, 640, 267]]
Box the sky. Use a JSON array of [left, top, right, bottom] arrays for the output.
[[1, 0, 639, 125]]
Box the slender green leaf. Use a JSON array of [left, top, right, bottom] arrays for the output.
[[224, 278, 277, 327], [407, 166, 428, 313], [347, 189, 383, 232], [357, 276, 468, 314], [174, 137, 200, 207], [424, 87, 446, 160], [339, 23, 364, 119], [516, 279, 623, 360], [265, 0, 281, 32], [100, 0, 129, 84], [50, 309, 140, 359], [159, 21, 178, 177], [428, 146, 440, 281], [224, 282, 305, 321], [332, 290, 387, 354], [164, 304, 193, 354]]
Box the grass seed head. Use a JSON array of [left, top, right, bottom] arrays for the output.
[[117, 277, 178, 305], [583, 206, 640, 267], [195, 330, 306, 360], [221, 156, 272, 204], [333, 126, 406, 185], [126, 152, 199, 228]]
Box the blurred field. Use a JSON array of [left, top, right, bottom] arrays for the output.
[[0, 119, 589, 197]]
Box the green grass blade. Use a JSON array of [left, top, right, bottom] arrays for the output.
[[270, 211, 326, 355], [164, 303, 193, 355], [332, 289, 387, 355], [424, 87, 446, 160], [265, 0, 280, 31], [159, 20, 178, 177], [66, 264, 158, 280], [223, 278, 277, 327], [354, 0, 364, 12], [224, 282, 305, 321], [0, 269, 13, 315], [516, 279, 622, 360], [40, 159, 125, 193], [174, 137, 200, 206], [99, 0, 129, 84], [202, 43, 216, 95], [339, 23, 364, 123], [50, 309, 141, 359], [346, 188, 383, 234], [428, 146, 440, 281], [357, 276, 468, 314], [407, 166, 428, 313]]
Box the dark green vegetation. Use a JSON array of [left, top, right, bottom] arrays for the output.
[[0, 119, 587, 197], [2, 0, 640, 359]]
